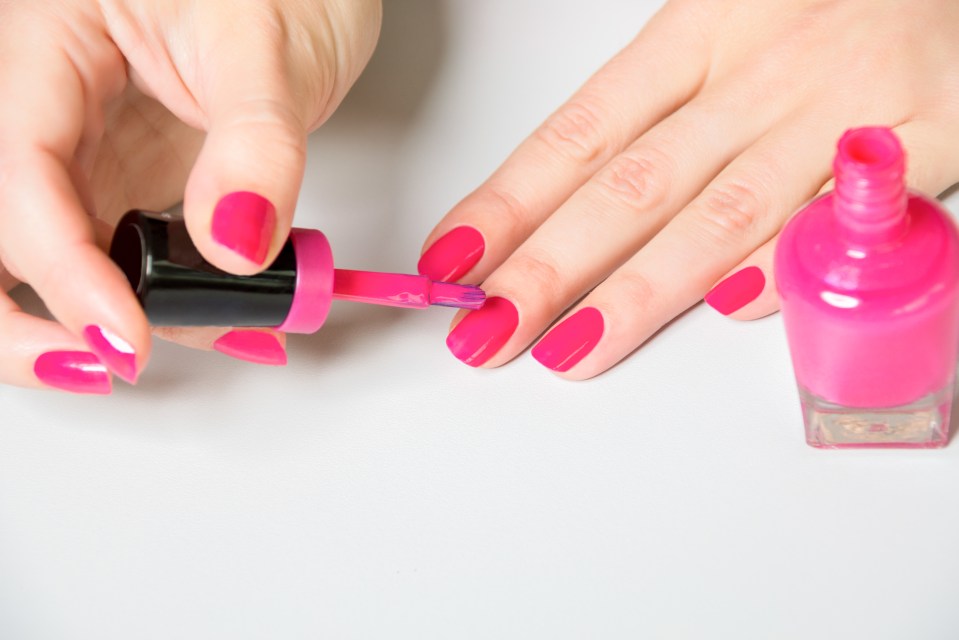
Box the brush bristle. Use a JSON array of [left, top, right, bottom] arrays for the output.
[[430, 282, 487, 310]]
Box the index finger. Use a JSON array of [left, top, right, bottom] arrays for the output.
[[0, 14, 149, 384]]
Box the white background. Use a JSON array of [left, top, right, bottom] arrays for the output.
[[3, 1, 959, 638]]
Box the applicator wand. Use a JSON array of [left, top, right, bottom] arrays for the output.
[[109, 210, 486, 334]]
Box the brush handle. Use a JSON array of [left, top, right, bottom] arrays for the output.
[[332, 269, 431, 309]]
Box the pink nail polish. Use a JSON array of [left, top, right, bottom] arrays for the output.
[[446, 296, 518, 367], [34, 352, 111, 395], [532, 307, 604, 372], [211, 191, 276, 264], [418, 226, 485, 282], [775, 127, 959, 448], [213, 330, 287, 366], [82, 325, 138, 384], [704, 266, 766, 315]]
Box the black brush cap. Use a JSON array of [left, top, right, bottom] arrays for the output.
[[109, 210, 298, 328]]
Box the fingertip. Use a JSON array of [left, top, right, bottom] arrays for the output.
[[153, 325, 287, 366], [209, 191, 278, 266], [213, 329, 287, 366], [82, 324, 140, 385], [182, 103, 306, 276], [444, 296, 519, 368], [530, 306, 605, 374], [703, 265, 767, 317], [418, 225, 486, 282], [34, 351, 113, 395]]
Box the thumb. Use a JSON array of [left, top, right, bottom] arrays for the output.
[[183, 43, 310, 275]]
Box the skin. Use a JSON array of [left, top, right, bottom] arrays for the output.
[[0, 0, 381, 390], [427, 0, 959, 379], [4, 0, 959, 391]]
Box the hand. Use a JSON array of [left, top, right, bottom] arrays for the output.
[[0, 0, 381, 393], [418, 0, 959, 379]]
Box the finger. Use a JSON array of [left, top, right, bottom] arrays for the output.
[[704, 119, 959, 321], [437, 23, 833, 369], [152, 327, 287, 366], [532, 114, 846, 379], [417, 2, 712, 283], [0, 291, 111, 395], [1, 265, 17, 293], [702, 240, 779, 319], [443, 70, 813, 369], [182, 11, 312, 275], [0, 38, 149, 384]]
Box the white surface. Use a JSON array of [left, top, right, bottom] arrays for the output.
[[2, 2, 959, 638]]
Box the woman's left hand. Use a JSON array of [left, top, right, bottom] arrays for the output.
[[418, 0, 959, 379]]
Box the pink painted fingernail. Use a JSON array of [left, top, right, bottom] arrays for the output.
[[704, 266, 766, 316], [34, 352, 111, 395], [532, 307, 604, 373], [211, 191, 276, 264], [418, 226, 485, 282], [446, 296, 518, 367], [82, 325, 138, 384], [213, 330, 287, 366]]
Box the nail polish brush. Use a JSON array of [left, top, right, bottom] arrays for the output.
[[109, 210, 485, 333]]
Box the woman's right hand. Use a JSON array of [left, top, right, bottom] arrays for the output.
[[0, 0, 382, 394]]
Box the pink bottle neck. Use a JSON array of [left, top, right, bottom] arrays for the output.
[[833, 127, 908, 246]]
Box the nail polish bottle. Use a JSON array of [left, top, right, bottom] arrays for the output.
[[775, 127, 959, 448]]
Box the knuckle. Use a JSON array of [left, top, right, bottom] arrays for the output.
[[30, 250, 73, 301], [534, 97, 609, 164], [505, 250, 564, 301], [227, 97, 306, 135], [594, 149, 672, 213], [609, 269, 658, 316], [693, 181, 768, 246], [476, 183, 531, 231], [222, 97, 308, 170]]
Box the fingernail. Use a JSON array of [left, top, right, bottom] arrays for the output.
[[211, 191, 276, 264], [82, 325, 138, 384], [446, 296, 518, 367], [213, 330, 287, 366], [704, 266, 766, 316], [532, 307, 604, 373], [418, 226, 485, 282], [34, 352, 111, 395]]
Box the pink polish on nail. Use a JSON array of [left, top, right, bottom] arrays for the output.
[[704, 266, 766, 316], [213, 330, 287, 366], [82, 325, 138, 384], [211, 191, 276, 264], [532, 307, 604, 372], [418, 226, 485, 282], [34, 352, 111, 395], [446, 296, 518, 367]]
